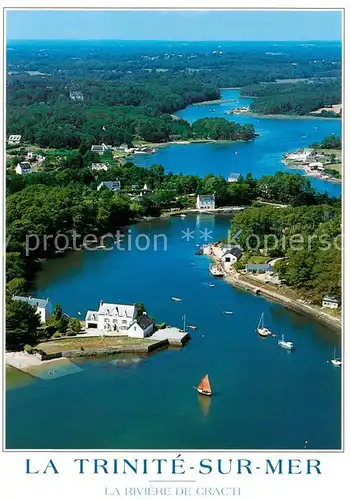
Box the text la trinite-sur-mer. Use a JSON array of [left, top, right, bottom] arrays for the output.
[[25, 457, 322, 475]]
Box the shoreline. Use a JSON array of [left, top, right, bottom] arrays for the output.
[[204, 245, 341, 332], [281, 160, 342, 184]]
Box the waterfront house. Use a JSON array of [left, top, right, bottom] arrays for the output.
[[127, 314, 155, 339], [245, 264, 273, 273], [196, 194, 216, 210], [15, 162, 32, 175], [322, 295, 339, 309], [139, 183, 152, 197], [228, 173, 240, 183], [97, 180, 121, 192], [85, 301, 138, 333], [8, 134, 21, 144], [308, 161, 324, 171], [12, 296, 52, 323], [221, 247, 242, 264], [91, 163, 109, 171]]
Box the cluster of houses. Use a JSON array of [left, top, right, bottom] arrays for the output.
[[10, 295, 156, 338], [284, 148, 340, 179], [15, 151, 46, 175]]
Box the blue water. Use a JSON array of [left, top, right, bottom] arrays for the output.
[[132, 89, 341, 197], [6, 215, 341, 450]]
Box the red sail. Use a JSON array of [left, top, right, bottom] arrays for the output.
[[198, 374, 211, 392]]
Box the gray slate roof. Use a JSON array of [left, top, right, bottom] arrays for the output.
[[12, 295, 50, 308]]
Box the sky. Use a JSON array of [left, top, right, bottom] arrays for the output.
[[6, 10, 342, 41]]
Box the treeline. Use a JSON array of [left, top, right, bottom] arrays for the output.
[[7, 40, 341, 85], [310, 135, 341, 149], [241, 79, 341, 116], [231, 203, 341, 304], [7, 78, 256, 147]]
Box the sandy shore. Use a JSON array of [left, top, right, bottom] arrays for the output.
[[5, 351, 82, 379], [203, 245, 341, 331]]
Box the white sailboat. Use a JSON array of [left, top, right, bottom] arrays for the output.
[[278, 334, 295, 350], [256, 313, 272, 337], [330, 346, 342, 367]]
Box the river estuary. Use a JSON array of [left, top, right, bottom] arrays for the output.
[[6, 89, 342, 450]]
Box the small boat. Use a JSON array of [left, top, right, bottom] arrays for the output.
[[330, 346, 342, 366], [234, 151, 238, 155], [209, 108, 215, 112], [208, 283, 215, 288], [256, 312, 272, 337], [171, 297, 182, 302], [278, 334, 295, 350], [209, 264, 224, 277], [194, 374, 212, 396], [223, 311, 233, 315], [180, 214, 187, 218], [188, 325, 197, 330]]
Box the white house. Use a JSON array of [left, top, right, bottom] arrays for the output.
[[8, 134, 21, 144], [127, 314, 155, 338], [37, 154, 46, 164], [26, 151, 34, 160], [221, 246, 242, 264], [228, 173, 240, 183], [91, 144, 109, 155], [196, 194, 215, 210], [12, 295, 52, 323], [91, 163, 109, 171], [85, 301, 138, 332], [15, 162, 32, 175], [70, 90, 84, 101], [286, 148, 315, 163], [322, 295, 339, 309], [97, 180, 121, 192]]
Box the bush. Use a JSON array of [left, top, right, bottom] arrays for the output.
[[24, 344, 33, 354], [156, 322, 167, 330], [51, 332, 62, 339]]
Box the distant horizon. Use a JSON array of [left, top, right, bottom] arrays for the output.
[[7, 39, 342, 43], [6, 10, 342, 42]]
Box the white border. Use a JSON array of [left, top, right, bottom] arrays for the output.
[[0, 2, 349, 499]]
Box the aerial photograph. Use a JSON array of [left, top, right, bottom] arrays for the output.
[[5, 9, 342, 450]]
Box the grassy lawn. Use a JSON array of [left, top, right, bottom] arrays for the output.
[[36, 336, 155, 354], [325, 163, 342, 174]]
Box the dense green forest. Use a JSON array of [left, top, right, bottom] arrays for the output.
[[231, 203, 341, 304], [6, 40, 341, 147], [241, 79, 341, 116]]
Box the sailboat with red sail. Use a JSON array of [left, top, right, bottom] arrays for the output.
[[195, 374, 212, 396]]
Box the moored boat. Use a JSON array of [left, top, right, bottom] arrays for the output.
[[195, 374, 212, 396], [172, 297, 182, 302], [209, 264, 224, 277], [223, 311, 233, 315], [330, 346, 342, 366], [277, 334, 295, 350], [188, 325, 197, 330], [256, 312, 272, 337]]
